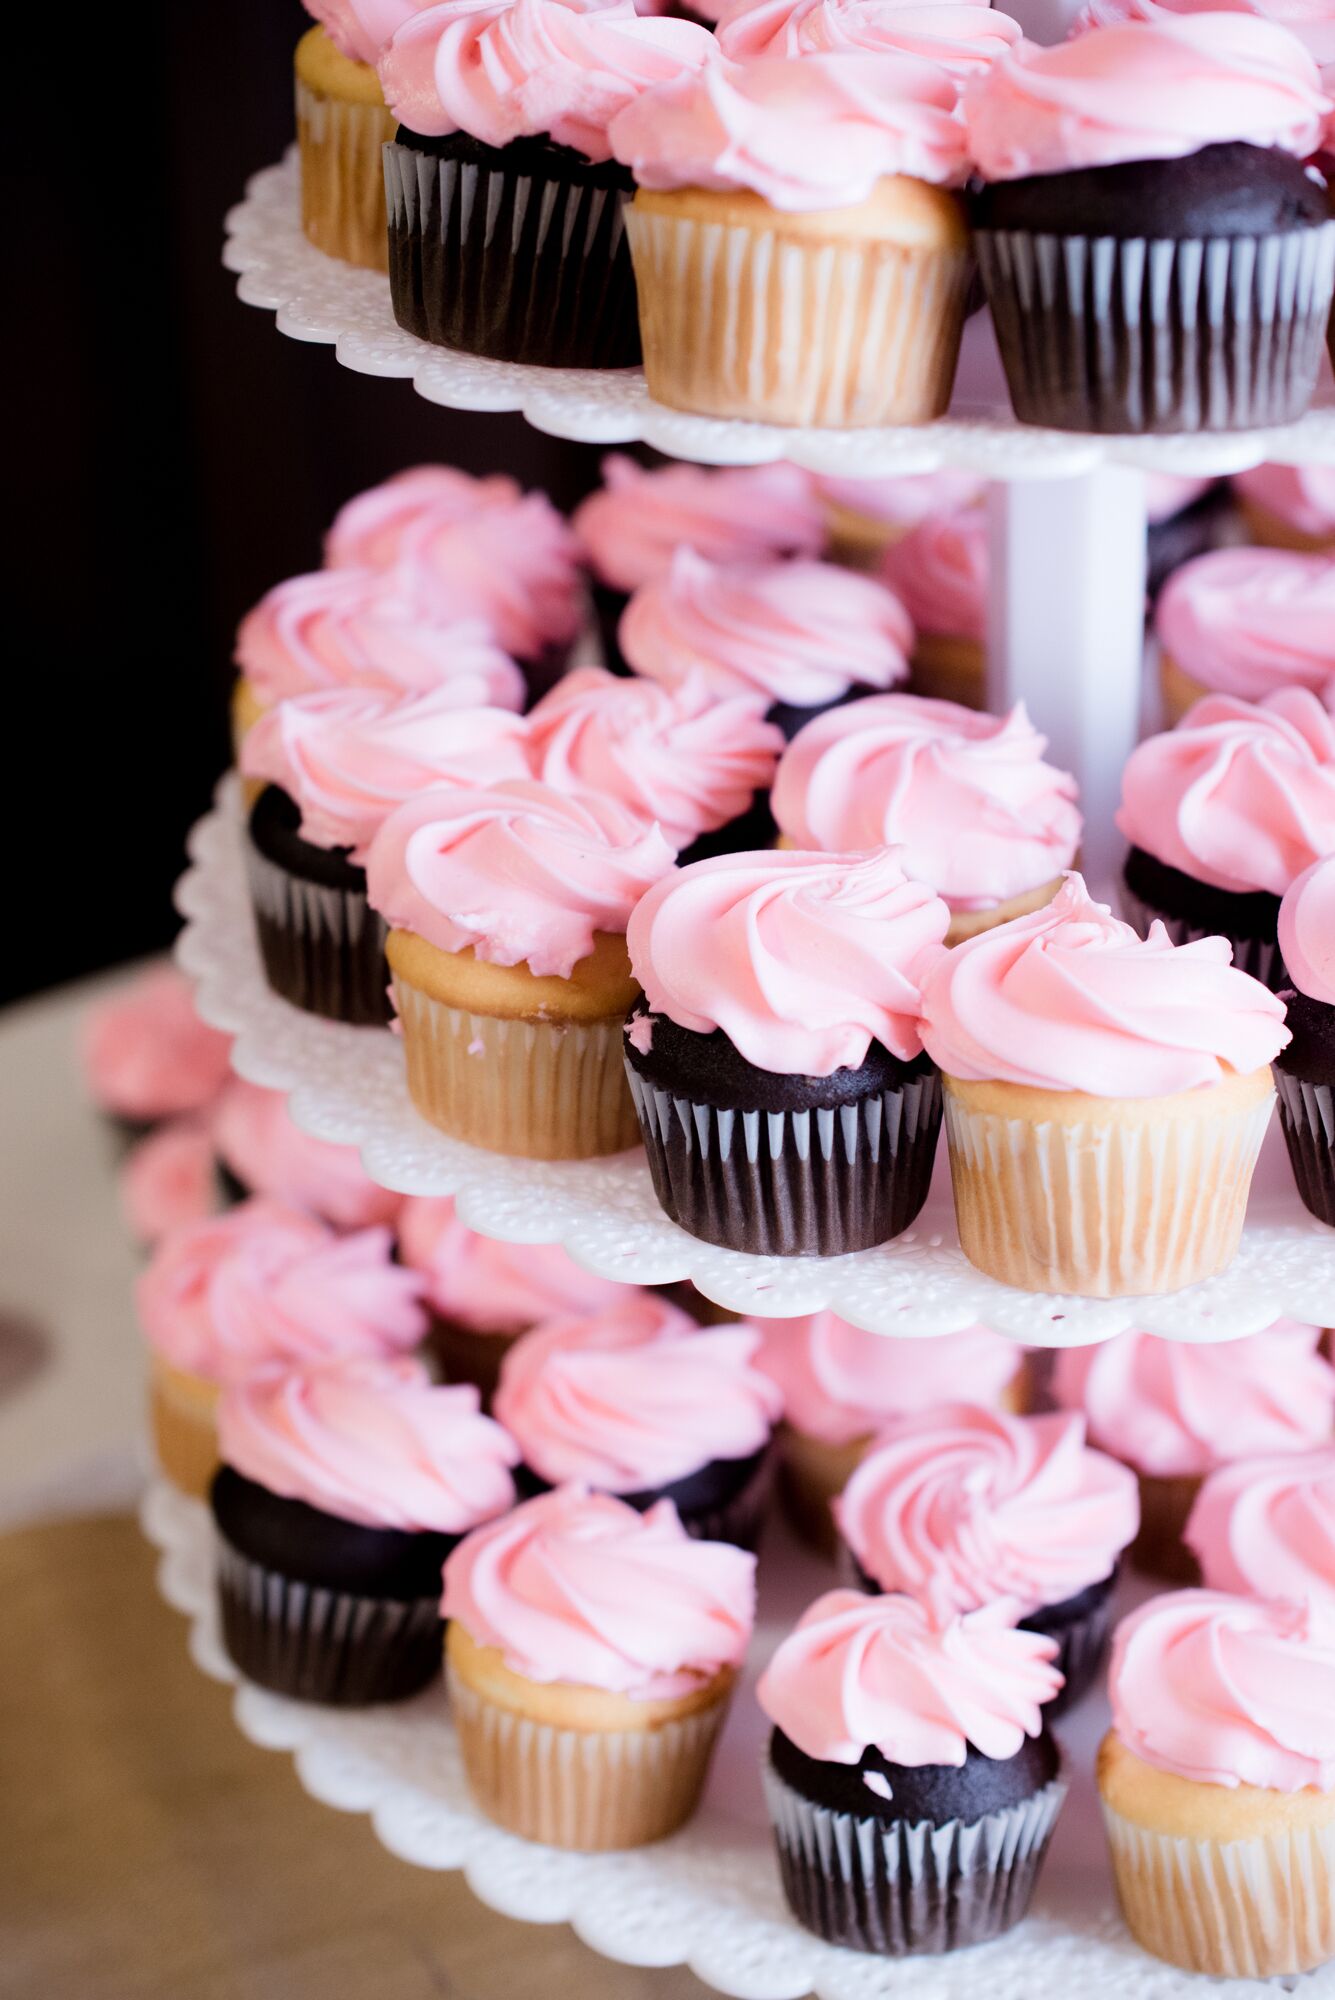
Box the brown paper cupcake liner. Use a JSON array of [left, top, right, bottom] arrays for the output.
[[215, 1539, 443, 1706], [245, 838, 391, 1026], [1119, 880, 1284, 993], [625, 1064, 942, 1256], [1275, 1069, 1335, 1228], [763, 1754, 1067, 1955], [976, 223, 1335, 433], [295, 75, 395, 272]]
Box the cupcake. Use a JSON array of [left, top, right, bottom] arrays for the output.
[[119, 1119, 220, 1249], [135, 1199, 427, 1499], [443, 1485, 756, 1849], [1143, 473, 1226, 602], [527, 665, 784, 862], [81, 967, 232, 1147], [814, 470, 985, 573], [1186, 1442, 1335, 1599], [1276, 854, 1335, 1223], [878, 504, 988, 708], [493, 1294, 782, 1545], [716, 0, 1020, 71], [377, 0, 716, 368], [753, 1314, 1027, 1554], [964, 20, 1335, 434], [366, 779, 675, 1158], [1154, 547, 1335, 724], [1099, 1590, 1335, 1978], [396, 1193, 626, 1398], [917, 874, 1289, 1296], [618, 548, 913, 740], [624, 847, 950, 1256], [1053, 1320, 1335, 1580], [240, 684, 531, 1025], [610, 53, 974, 427], [570, 455, 825, 674], [294, 4, 421, 271], [836, 1403, 1138, 1709], [1117, 689, 1335, 991], [212, 1077, 404, 1229], [213, 1355, 517, 1704], [759, 1590, 1066, 1955], [1235, 462, 1335, 552], [772, 694, 1080, 943]]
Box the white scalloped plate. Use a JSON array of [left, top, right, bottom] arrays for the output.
[[174, 780, 1335, 1343], [224, 153, 1335, 479]]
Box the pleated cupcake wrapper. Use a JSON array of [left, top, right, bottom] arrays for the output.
[[1275, 1069, 1335, 1229], [215, 1539, 443, 1707], [246, 838, 391, 1026], [1119, 880, 1284, 993], [763, 1757, 1067, 1956], [384, 139, 640, 366], [625, 1064, 942, 1256], [1102, 1800, 1335, 1978], [676, 1445, 775, 1552], [976, 222, 1335, 433], [294, 75, 395, 272], [446, 1663, 731, 1850], [394, 979, 638, 1160], [623, 205, 972, 428], [942, 1088, 1274, 1296]]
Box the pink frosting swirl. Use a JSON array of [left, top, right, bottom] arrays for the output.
[[773, 696, 1081, 912], [366, 778, 676, 975], [527, 666, 783, 850], [81, 968, 232, 1123], [1280, 853, 1335, 1005], [754, 1313, 1024, 1446], [1186, 1447, 1335, 1600], [610, 51, 971, 206], [303, 0, 433, 65], [572, 455, 825, 594], [1053, 1321, 1335, 1478], [218, 1356, 517, 1533], [620, 550, 913, 711], [379, 0, 716, 159], [136, 1199, 427, 1386], [494, 1295, 781, 1488], [235, 566, 525, 710], [836, 1404, 1139, 1618], [917, 872, 1290, 1095], [963, 18, 1328, 181], [1235, 462, 1335, 540], [119, 1119, 219, 1248], [1072, 0, 1335, 96], [212, 1080, 402, 1231], [325, 466, 585, 660], [718, 0, 1019, 77], [240, 685, 532, 861], [442, 1485, 757, 1695], [1143, 473, 1214, 524], [1117, 690, 1335, 899], [628, 847, 950, 1073], [817, 471, 986, 529], [1110, 1589, 1335, 1791], [396, 1195, 627, 1329], [758, 1590, 1062, 1767], [1155, 548, 1335, 706], [879, 504, 986, 643]]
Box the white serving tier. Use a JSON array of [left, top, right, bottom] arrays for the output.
[[175, 780, 1335, 1345]]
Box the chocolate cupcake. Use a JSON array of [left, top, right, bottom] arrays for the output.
[[624, 848, 950, 1257], [377, 2, 714, 367], [1277, 856, 1335, 1225], [1143, 475, 1227, 602], [964, 21, 1335, 434], [835, 1403, 1139, 1712], [758, 1590, 1066, 1956], [212, 1356, 518, 1705]]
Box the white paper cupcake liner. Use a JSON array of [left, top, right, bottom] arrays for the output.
[[245, 836, 390, 1025], [1275, 1069, 1335, 1227], [294, 74, 394, 272], [1119, 879, 1283, 992]]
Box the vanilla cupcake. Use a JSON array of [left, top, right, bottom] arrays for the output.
[[1276, 855, 1335, 1224], [814, 470, 985, 572], [1054, 1322, 1335, 1581], [1235, 462, 1335, 553], [773, 694, 1080, 942], [610, 53, 974, 427], [1154, 547, 1335, 725], [879, 503, 989, 708], [443, 1486, 756, 1849], [366, 779, 675, 1158], [212, 1077, 404, 1230], [918, 874, 1290, 1296], [1100, 1590, 1335, 1978], [1186, 1443, 1335, 1600], [294, 4, 420, 270]]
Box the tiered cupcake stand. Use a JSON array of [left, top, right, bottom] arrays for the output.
[[142, 149, 1335, 2000]]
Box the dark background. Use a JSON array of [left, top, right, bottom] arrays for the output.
[[8, 0, 606, 1007]]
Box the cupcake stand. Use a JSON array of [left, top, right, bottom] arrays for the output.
[[142, 146, 1335, 2000]]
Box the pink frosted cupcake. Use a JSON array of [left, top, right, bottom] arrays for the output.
[[878, 503, 988, 708], [813, 470, 986, 571], [212, 1078, 402, 1230], [1276, 854, 1335, 1224], [1117, 689, 1335, 991], [444, 1486, 756, 1849], [81, 966, 232, 1144], [1186, 1443, 1335, 1600], [136, 1197, 426, 1498], [1055, 1319, 1335, 1581], [836, 1403, 1138, 1709], [773, 694, 1080, 942], [1235, 462, 1335, 553], [716, 0, 1019, 72], [619, 548, 913, 740], [213, 1354, 517, 1704], [119, 1119, 220, 1249], [1155, 547, 1335, 724], [396, 1192, 627, 1399], [753, 1313, 1027, 1553], [918, 874, 1289, 1296], [493, 1293, 782, 1546]]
